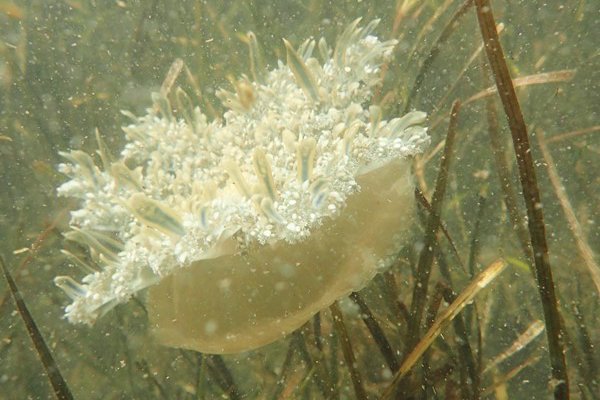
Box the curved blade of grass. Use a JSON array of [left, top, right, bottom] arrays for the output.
[[429, 69, 575, 133], [483, 319, 545, 374], [482, 355, 541, 397], [537, 131, 600, 295], [381, 259, 508, 400], [463, 70, 575, 106], [0, 256, 74, 400], [545, 125, 600, 144]]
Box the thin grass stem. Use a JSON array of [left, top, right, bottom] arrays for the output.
[[1, 256, 74, 400], [349, 292, 400, 372], [474, 1, 570, 397], [330, 301, 368, 400], [537, 130, 600, 295], [404, 0, 474, 112], [406, 100, 461, 349], [382, 259, 508, 399]]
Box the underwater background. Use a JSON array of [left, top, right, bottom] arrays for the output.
[[0, 0, 598, 399]]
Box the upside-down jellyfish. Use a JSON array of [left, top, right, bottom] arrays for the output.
[[55, 19, 429, 354]]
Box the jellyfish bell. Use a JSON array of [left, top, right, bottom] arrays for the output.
[[54, 19, 429, 354], [149, 157, 415, 354]]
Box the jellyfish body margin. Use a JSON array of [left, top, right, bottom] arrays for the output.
[[55, 19, 430, 354]]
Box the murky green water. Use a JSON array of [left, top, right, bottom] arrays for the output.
[[1, 1, 598, 399]]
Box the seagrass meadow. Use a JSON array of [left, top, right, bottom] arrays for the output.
[[0, 1, 598, 399]]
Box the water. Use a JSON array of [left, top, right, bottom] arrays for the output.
[[0, 1, 598, 398]]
